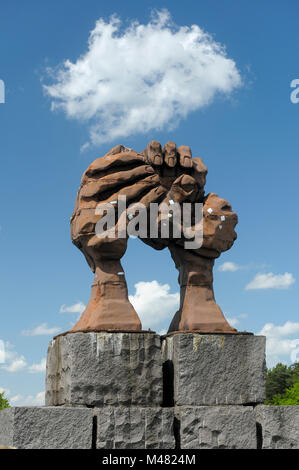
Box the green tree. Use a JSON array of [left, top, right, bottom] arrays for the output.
[[266, 363, 291, 402], [266, 362, 299, 404], [271, 381, 299, 405], [0, 392, 10, 410], [287, 362, 299, 386]]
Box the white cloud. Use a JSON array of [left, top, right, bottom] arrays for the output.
[[0, 387, 10, 396], [10, 392, 45, 406], [60, 301, 86, 314], [245, 272, 295, 290], [226, 317, 239, 327], [158, 328, 167, 336], [260, 322, 299, 337], [1, 342, 46, 374], [226, 313, 247, 328], [257, 321, 299, 367], [218, 262, 241, 272], [0, 339, 5, 363], [28, 358, 46, 374], [32, 391, 45, 405], [1, 342, 27, 372], [238, 313, 248, 319], [10, 394, 23, 403], [129, 280, 179, 330], [2, 356, 27, 373], [21, 323, 61, 336], [44, 9, 241, 147], [217, 262, 269, 272]]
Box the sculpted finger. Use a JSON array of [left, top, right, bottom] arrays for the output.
[[80, 166, 155, 199], [163, 142, 177, 168], [84, 151, 144, 181], [106, 174, 160, 209], [142, 140, 163, 166], [169, 174, 198, 203], [138, 185, 166, 209], [105, 144, 130, 156], [178, 145, 193, 168]]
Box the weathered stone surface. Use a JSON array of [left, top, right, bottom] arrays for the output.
[[255, 405, 299, 449], [177, 406, 256, 449], [96, 407, 175, 449], [0, 407, 14, 447], [162, 333, 266, 405], [0, 407, 93, 449], [46, 332, 163, 407]]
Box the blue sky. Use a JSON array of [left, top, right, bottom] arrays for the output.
[[1, 0, 299, 405]]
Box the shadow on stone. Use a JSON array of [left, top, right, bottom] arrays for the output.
[[92, 414, 97, 450], [173, 416, 181, 450], [163, 359, 174, 407], [256, 421, 263, 449]]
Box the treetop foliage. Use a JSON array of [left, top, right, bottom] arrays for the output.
[[0, 392, 10, 410], [266, 362, 299, 405]]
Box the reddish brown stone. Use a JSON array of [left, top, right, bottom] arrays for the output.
[[67, 141, 238, 335]]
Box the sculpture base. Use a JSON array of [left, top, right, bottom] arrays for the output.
[[1, 405, 298, 449], [0, 407, 93, 449], [177, 405, 256, 449], [46, 332, 163, 407], [162, 333, 266, 406], [0, 406, 174, 449], [255, 405, 299, 449], [96, 407, 174, 449]]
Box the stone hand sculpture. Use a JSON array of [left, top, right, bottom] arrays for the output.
[[141, 141, 238, 333], [167, 193, 238, 333], [69, 141, 238, 334]]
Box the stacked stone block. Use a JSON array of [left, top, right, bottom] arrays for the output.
[[0, 406, 93, 449], [45, 332, 163, 407], [1, 330, 298, 449], [162, 333, 267, 449], [43, 331, 175, 449], [255, 405, 299, 449]]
